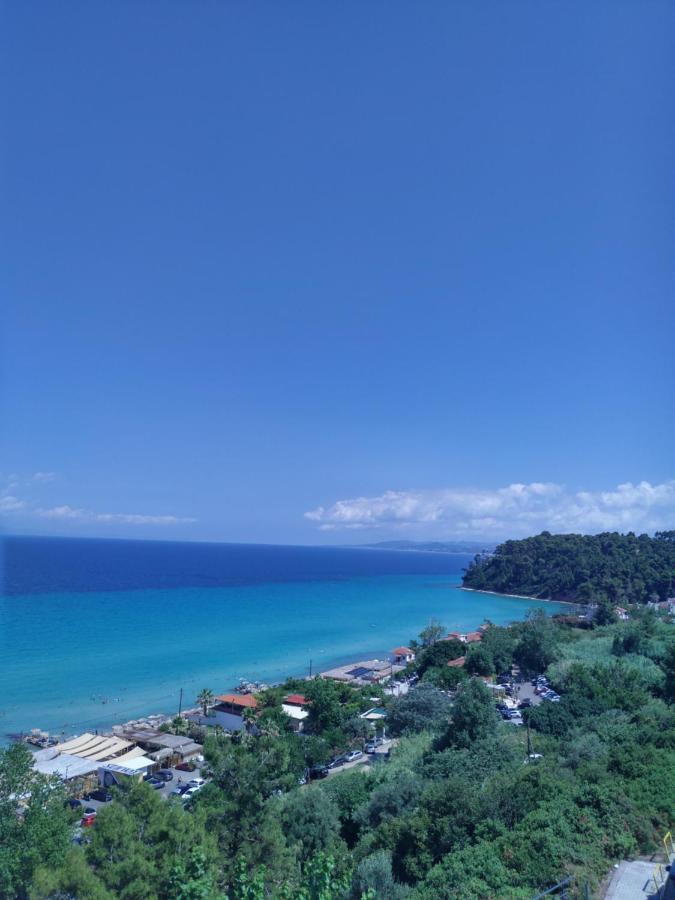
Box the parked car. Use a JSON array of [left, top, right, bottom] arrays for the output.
[[365, 742, 377, 754], [310, 765, 329, 779], [81, 813, 96, 828], [375, 736, 386, 746], [345, 750, 363, 762], [83, 806, 97, 816], [85, 789, 112, 803], [175, 760, 196, 772], [169, 785, 189, 797], [182, 786, 200, 800], [518, 698, 533, 709], [144, 776, 164, 789], [155, 770, 174, 782], [329, 756, 347, 769], [64, 798, 82, 809], [187, 777, 205, 789], [528, 753, 543, 760]]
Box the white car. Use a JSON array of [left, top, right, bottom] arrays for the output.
[[187, 777, 205, 789], [345, 750, 363, 762], [182, 786, 200, 800]]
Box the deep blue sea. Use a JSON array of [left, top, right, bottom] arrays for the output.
[[0, 536, 565, 741]]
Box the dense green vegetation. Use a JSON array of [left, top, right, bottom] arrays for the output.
[[2, 608, 674, 899], [463, 530, 675, 603]]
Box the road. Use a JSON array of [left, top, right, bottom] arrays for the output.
[[603, 861, 661, 899], [323, 739, 395, 778]]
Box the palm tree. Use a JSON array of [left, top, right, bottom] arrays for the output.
[[196, 688, 215, 718]]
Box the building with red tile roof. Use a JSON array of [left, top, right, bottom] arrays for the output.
[[215, 693, 259, 709], [391, 647, 415, 664], [284, 694, 308, 706], [447, 656, 466, 668]]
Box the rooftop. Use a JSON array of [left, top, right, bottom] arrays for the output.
[[54, 733, 133, 761], [360, 707, 388, 720], [33, 750, 100, 780], [100, 756, 154, 775], [391, 647, 413, 656], [284, 694, 308, 706], [215, 693, 259, 709]]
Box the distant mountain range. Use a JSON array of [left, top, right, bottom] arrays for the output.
[[357, 540, 495, 554]]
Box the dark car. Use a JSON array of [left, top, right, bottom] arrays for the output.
[[155, 770, 174, 782], [329, 756, 347, 769], [169, 784, 190, 797], [144, 777, 164, 789], [309, 765, 329, 780], [64, 798, 82, 809], [175, 761, 195, 772], [518, 698, 533, 709], [85, 789, 113, 803]]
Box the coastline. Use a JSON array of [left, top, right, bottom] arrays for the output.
[[11, 596, 568, 745], [460, 585, 577, 605], [3, 575, 569, 743]]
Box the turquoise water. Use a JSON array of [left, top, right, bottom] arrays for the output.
[[0, 573, 564, 740]]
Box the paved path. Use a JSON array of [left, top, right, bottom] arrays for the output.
[[603, 861, 660, 900]]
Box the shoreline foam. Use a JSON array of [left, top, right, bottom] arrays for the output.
[[460, 585, 577, 605]]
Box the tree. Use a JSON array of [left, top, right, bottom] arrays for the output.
[[387, 683, 452, 736], [595, 597, 617, 626], [351, 851, 409, 899], [30, 849, 114, 900], [165, 848, 216, 900], [438, 678, 497, 750], [281, 789, 341, 863], [464, 644, 494, 676], [304, 678, 344, 733], [513, 610, 559, 674], [0, 743, 72, 898], [416, 639, 465, 674], [196, 688, 215, 718], [479, 624, 516, 674], [418, 619, 446, 647], [358, 774, 423, 829]]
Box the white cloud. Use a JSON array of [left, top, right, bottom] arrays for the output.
[[0, 473, 196, 527], [0, 495, 26, 512], [305, 480, 675, 538], [37, 505, 196, 526]]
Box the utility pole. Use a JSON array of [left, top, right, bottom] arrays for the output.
[[178, 687, 183, 717], [309, 659, 313, 678]]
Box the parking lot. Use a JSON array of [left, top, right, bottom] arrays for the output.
[[72, 763, 204, 821], [322, 738, 395, 778]]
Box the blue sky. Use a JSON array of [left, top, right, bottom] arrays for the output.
[[2, 2, 674, 543]]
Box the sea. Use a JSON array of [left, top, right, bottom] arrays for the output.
[[0, 535, 566, 742]]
